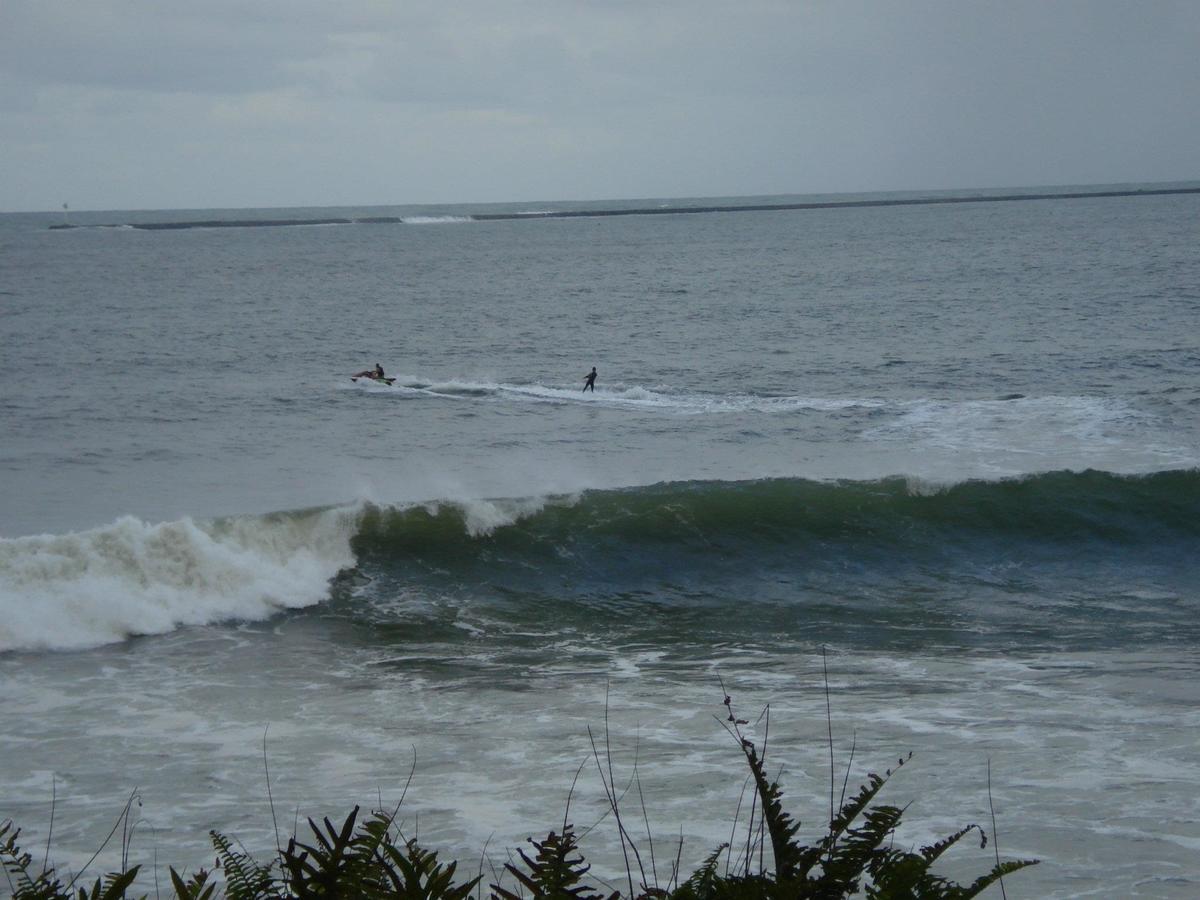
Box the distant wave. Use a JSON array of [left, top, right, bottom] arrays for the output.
[[46, 186, 1200, 231], [51, 215, 472, 231], [4, 470, 1196, 653], [396, 216, 473, 225]]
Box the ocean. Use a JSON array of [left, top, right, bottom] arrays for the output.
[[2, 185, 1198, 897]]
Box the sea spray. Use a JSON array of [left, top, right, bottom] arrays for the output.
[[0, 505, 359, 652]]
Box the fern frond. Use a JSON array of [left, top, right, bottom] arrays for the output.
[[866, 834, 1039, 898], [958, 858, 1040, 899], [733, 738, 803, 881], [919, 823, 983, 866], [668, 843, 728, 900], [281, 807, 366, 897], [73, 866, 142, 900], [814, 802, 903, 895], [1, 819, 70, 899], [210, 830, 277, 899], [491, 826, 613, 900], [168, 866, 217, 900], [378, 838, 480, 900]]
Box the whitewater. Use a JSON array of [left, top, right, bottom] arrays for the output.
[[2, 185, 1199, 897]]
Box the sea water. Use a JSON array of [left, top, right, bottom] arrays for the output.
[[2, 186, 1199, 897]]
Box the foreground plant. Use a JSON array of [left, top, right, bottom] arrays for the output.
[[1, 695, 1036, 899], [681, 691, 1038, 898]]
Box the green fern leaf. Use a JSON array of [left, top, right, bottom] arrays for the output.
[[958, 858, 1040, 899], [492, 826, 611, 900], [209, 830, 277, 899]]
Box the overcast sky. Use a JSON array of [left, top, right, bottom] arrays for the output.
[[2, 1, 1197, 212]]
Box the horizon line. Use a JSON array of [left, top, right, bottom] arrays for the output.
[[10, 177, 1200, 218], [42, 184, 1200, 232]]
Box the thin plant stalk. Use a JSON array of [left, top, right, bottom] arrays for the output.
[[65, 788, 140, 892], [43, 776, 55, 876], [824, 646, 836, 827], [989, 758, 1009, 900]]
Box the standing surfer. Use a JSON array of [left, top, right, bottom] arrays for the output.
[[583, 366, 597, 392]]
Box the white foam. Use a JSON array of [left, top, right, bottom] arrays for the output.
[[863, 394, 1192, 469], [420, 494, 572, 537], [384, 373, 883, 415], [346, 376, 398, 392], [0, 507, 359, 652], [399, 216, 472, 225]]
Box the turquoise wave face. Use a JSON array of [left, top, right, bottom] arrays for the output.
[[350, 470, 1200, 561], [333, 471, 1200, 652]]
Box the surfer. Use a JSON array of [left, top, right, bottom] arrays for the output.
[[582, 366, 597, 393]]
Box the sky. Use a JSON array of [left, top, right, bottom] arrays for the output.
[[2, 1, 1198, 212]]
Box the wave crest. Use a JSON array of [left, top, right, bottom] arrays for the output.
[[6, 470, 1196, 653], [0, 506, 359, 652], [351, 469, 1200, 562]]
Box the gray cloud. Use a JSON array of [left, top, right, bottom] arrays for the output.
[[1, 0, 1197, 211]]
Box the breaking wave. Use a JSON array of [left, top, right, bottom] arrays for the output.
[[0, 506, 359, 652], [3, 470, 1196, 653], [352, 468, 1199, 556]]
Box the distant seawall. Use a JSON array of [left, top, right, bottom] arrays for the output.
[[48, 186, 1200, 231]]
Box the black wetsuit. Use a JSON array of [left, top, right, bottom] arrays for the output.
[[583, 369, 597, 392]]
